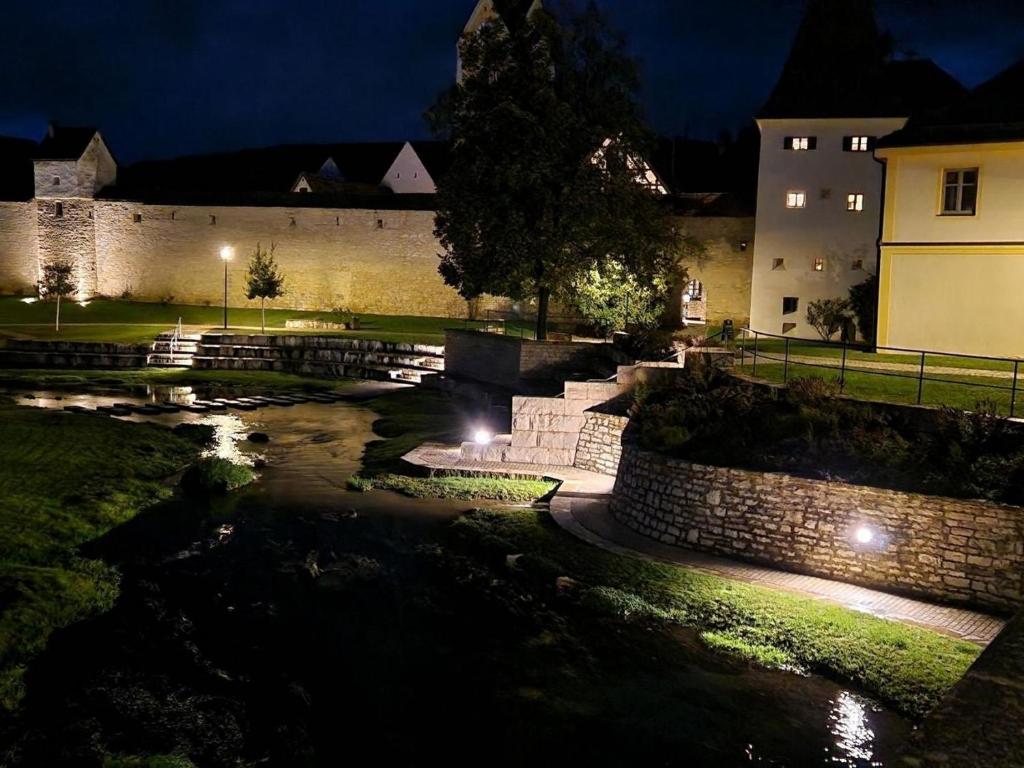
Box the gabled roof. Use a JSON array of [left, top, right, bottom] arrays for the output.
[[878, 59, 1024, 148], [0, 136, 36, 200], [759, 0, 964, 120], [34, 125, 98, 160]]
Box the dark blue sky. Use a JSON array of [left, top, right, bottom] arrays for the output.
[[1, 0, 1022, 164]]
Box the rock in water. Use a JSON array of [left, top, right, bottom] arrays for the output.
[[247, 432, 270, 444]]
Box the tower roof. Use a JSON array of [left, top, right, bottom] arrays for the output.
[[758, 0, 963, 120], [34, 125, 99, 160]]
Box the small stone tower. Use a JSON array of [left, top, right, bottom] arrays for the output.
[[33, 123, 117, 298]]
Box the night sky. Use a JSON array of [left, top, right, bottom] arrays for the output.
[[1, 0, 1022, 164]]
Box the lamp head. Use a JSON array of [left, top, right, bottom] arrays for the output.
[[219, 246, 233, 261]]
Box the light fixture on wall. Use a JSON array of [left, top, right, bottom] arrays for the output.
[[855, 526, 874, 545], [739, 240, 749, 252]]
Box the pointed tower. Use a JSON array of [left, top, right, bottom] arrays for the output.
[[747, 0, 960, 339]]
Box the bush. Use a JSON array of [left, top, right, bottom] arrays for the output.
[[848, 275, 879, 344], [805, 297, 852, 341], [182, 458, 255, 494]]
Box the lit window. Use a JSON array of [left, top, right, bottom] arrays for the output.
[[813, 257, 824, 272], [52, 176, 60, 186], [847, 193, 865, 212], [942, 168, 978, 215], [845, 136, 873, 152], [54, 202, 63, 218], [786, 191, 806, 209], [782, 296, 799, 315], [772, 258, 785, 270], [852, 259, 863, 270], [785, 136, 816, 151]]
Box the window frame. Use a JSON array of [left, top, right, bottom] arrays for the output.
[[784, 136, 817, 151], [785, 190, 807, 209], [940, 167, 979, 216], [812, 257, 824, 272]]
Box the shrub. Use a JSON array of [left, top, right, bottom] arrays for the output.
[[182, 458, 255, 494], [805, 297, 852, 341], [848, 275, 879, 344]]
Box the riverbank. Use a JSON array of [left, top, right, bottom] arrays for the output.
[[0, 367, 356, 394], [0, 403, 202, 710]]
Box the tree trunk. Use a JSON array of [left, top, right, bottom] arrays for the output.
[[536, 287, 550, 341], [55, 295, 60, 332], [261, 298, 266, 334]]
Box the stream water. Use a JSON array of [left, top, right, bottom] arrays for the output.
[[6, 389, 911, 767]]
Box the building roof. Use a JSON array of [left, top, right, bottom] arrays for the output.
[[34, 125, 98, 160], [759, 0, 964, 120], [117, 142, 407, 197], [878, 58, 1024, 148], [0, 137, 36, 201]]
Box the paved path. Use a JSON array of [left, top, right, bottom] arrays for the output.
[[403, 443, 1006, 645]]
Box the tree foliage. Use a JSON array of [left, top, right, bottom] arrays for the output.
[[38, 260, 75, 331], [245, 243, 285, 333], [805, 297, 851, 341], [430, 0, 680, 338], [848, 274, 878, 345]]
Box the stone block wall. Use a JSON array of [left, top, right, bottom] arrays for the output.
[[0, 202, 38, 293], [611, 445, 1024, 611], [574, 411, 630, 476], [36, 199, 97, 297]]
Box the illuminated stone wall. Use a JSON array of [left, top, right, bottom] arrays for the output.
[[0, 203, 39, 294], [612, 445, 1024, 611], [671, 216, 755, 330], [36, 199, 97, 298], [92, 202, 485, 317]]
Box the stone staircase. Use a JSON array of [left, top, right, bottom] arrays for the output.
[[461, 380, 626, 466], [191, 334, 445, 384], [147, 330, 201, 368]]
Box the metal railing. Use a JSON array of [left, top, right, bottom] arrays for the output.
[[736, 328, 1024, 417], [461, 309, 590, 340]]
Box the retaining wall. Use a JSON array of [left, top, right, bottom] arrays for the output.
[[611, 445, 1024, 611], [0, 339, 148, 369], [573, 410, 630, 475]]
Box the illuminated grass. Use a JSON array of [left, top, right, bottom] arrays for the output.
[[350, 473, 556, 502], [0, 405, 200, 710], [450, 508, 981, 719]]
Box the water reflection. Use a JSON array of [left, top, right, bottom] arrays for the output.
[[827, 691, 882, 767], [200, 413, 256, 465]]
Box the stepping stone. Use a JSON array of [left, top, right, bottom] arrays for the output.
[[261, 397, 295, 407], [136, 405, 163, 415], [114, 402, 141, 411], [235, 398, 268, 407], [193, 400, 227, 412], [97, 406, 131, 417], [278, 395, 310, 403], [63, 405, 88, 413], [156, 403, 181, 413], [182, 404, 210, 414], [220, 400, 258, 411]]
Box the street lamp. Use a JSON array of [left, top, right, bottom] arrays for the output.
[[219, 246, 233, 329]]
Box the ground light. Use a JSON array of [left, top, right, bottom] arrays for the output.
[[20, 297, 38, 304], [473, 428, 493, 446]]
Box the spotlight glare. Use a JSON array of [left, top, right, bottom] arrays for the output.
[[855, 526, 874, 545], [473, 429, 493, 446]]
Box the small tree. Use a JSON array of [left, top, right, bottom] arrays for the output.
[[38, 260, 75, 332], [245, 243, 285, 333], [848, 274, 879, 345], [806, 297, 851, 341], [569, 261, 672, 337]]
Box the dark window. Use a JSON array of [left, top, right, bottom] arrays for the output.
[[782, 296, 799, 315], [209, 215, 217, 225], [376, 219, 384, 229], [336, 216, 340, 226], [133, 213, 142, 223], [289, 216, 297, 227], [782, 322, 797, 334], [171, 211, 176, 221], [852, 259, 863, 271], [54, 202, 64, 218], [772, 258, 785, 270], [52, 176, 60, 186], [942, 169, 978, 215]]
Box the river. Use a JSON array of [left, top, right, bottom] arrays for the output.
[[6, 388, 910, 767]]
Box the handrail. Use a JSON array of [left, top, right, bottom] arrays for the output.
[[736, 327, 1024, 417]]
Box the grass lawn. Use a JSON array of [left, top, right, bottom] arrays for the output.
[[452, 508, 981, 719], [738, 336, 1020, 374], [0, 297, 471, 345], [739, 361, 1019, 415], [0, 404, 202, 710], [0, 367, 356, 394], [350, 473, 557, 502]]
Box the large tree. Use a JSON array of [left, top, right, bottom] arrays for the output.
[[431, 0, 679, 339]]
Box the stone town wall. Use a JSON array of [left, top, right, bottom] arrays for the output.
[[611, 445, 1024, 611], [91, 202, 496, 317], [573, 410, 630, 476], [36, 198, 98, 297], [670, 216, 754, 329], [0, 202, 38, 293]]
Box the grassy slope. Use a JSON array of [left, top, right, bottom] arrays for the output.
[[740, 362, 1017, 414], [454, 509, 981, 719], [0, 297, 468, 345], [0, 405, 200, 710]]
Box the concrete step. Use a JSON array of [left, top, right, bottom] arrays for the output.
[[151, 341, 199, 353], [156, 332, 202, 342]]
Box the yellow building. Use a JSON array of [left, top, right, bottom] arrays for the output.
[[875, 60, 1024, 359]]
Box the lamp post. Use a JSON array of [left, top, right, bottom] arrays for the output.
[[219, 246, 233, 329]]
